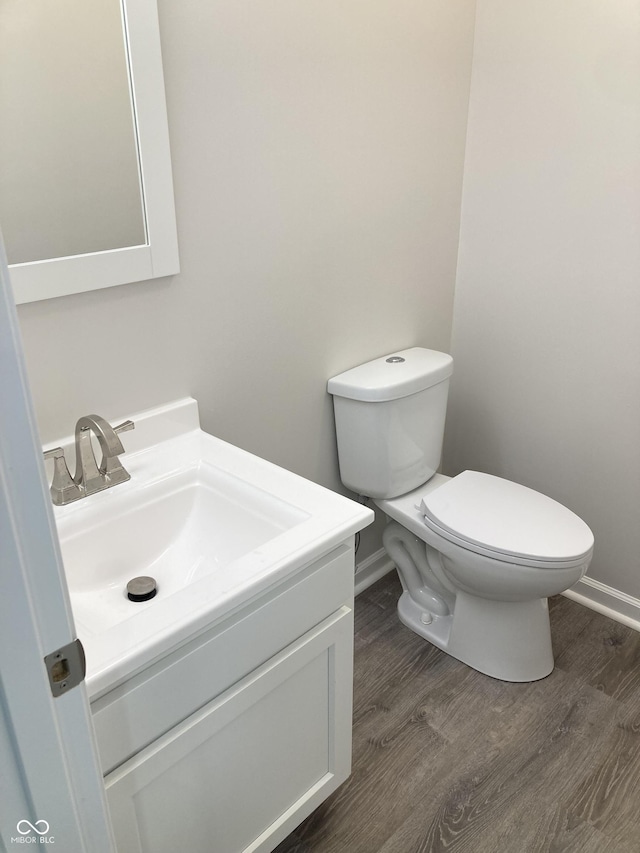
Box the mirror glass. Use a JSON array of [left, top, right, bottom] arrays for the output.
[[0, 0, 146, 265], [1, 0, 179, 303]]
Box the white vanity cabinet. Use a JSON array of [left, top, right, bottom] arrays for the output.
[[91, 543, 356, 853]]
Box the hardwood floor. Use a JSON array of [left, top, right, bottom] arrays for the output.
[[274, 572, 640, 853]]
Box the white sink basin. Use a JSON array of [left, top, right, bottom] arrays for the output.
[[50, 399, 373, 698], [60, 464, 308, 634]]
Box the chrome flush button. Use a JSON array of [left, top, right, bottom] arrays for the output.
[[386, 356, 405, 363]]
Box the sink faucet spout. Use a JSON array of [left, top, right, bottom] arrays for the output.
[[44, 414, 135, 506], [73, 414, 135, 495]]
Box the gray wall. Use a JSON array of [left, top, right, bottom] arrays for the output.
[[14, 0, 640, 602], [445, 0, 640, 597], [16, 0, 476, 563]]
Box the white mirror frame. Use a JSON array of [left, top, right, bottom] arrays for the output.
[[10, 0, 179, 305]]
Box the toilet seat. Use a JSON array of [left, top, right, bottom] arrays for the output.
[[420, 471, 594, 567]]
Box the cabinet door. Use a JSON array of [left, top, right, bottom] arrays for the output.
[[105, 606, 353, 853]]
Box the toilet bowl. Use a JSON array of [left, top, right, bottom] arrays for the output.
[[377, 473, 592, 681], [328, 348, 595, 682]]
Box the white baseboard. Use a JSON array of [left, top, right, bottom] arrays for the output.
[[563, 575, 640, 633], [355, 552, 640, 636], [354, 548, 394, 596]]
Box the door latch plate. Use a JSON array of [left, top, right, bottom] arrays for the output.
[[44, 638, 86, 697]]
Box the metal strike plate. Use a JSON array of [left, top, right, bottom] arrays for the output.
[[44, 639, 86, 698]]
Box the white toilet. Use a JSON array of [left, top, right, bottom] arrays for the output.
[[328, 347, 594, 682]]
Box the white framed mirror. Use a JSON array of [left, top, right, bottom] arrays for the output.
[[1, 0, 179, 304]]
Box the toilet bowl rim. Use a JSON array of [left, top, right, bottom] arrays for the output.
[[376, 493, 592, 571], [374, 480, 593, 571], [420, 513, 593, 570], [419, 470, 593, 565]]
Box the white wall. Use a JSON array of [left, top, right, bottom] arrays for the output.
[[16, 0, 476, 563], [446, 0, 640, 601]]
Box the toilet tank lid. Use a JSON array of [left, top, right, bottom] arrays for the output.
[[327, 348, 453, 402]]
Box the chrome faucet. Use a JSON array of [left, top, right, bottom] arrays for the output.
[[44, 415, 135, 506]]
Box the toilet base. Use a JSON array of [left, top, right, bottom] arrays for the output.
[[397, 589, 554, 682]]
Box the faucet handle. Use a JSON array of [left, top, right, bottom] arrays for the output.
[[44, 447, 82, 506], [114, 419, 135, 435], [102, 419, 135, 485]]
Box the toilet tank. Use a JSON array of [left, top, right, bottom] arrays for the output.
[[327, 348, 453, 499]]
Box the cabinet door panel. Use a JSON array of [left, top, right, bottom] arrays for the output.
[[106, 607, 353, 853], [93, 545, 353, 775]]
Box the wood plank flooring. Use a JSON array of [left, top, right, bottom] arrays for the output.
[[274, 572, 640, 853]]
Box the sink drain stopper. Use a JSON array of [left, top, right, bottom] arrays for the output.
[[127, 576, 157, 602]]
